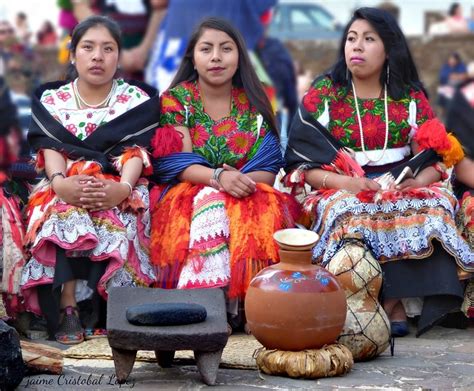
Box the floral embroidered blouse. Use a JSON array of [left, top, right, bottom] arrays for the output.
[[39, 78, 151, 173], [159, 80, 270, 169], [303, 76, 435, 165]]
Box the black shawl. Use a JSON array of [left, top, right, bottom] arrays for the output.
[[28, 80, 160, 173], [285, 103, 439, 180], [285, 104, 345, 172]]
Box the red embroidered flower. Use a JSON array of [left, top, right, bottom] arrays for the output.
[[331, 100, 353, 122], [411, 90, 434, 120], [66, 124, 77, 134], [109, 109, 116, 115], [161, 94, 182, 114], [388, 102, 407, 124], [85, 123, 97, 136], [213, 119, 236, 137], [331, 125, 346, 140], [350, 112, 386, 149], [363, 100, 375, 111], [116, 94, 131, 104], [56, 91, 71, 102], [228, 131, 256, 155], [233, 89, 249, 111], [191, 124, 209, 148], [303, 87, 322, 113], [87, 112, 93, 119], [43, 95, 54, 105], [174, 114, 183, 124]]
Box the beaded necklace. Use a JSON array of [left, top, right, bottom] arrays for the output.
[[351, 81, 389, 163]]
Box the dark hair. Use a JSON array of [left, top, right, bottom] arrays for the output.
[[448, 3, 460, 16], [449, 51, 462, 64], [331, 7, 425, 100], [66, 15, 122, 81], [170, 17, 278, 135]]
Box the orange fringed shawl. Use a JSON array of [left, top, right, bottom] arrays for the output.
[[150, 183, 301, 298]]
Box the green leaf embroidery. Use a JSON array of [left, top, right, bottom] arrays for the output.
[[79, 122, 85, 127]]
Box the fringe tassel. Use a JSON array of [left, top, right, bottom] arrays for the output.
[[150, 182, 203, 268], [150, 182, 301, 297], [151, 125, 184, 158], [112, 147, 152, 176], [225, 183, 300, 298]]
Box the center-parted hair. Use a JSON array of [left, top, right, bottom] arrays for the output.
[[170, 17, 278, 136], [331, 7, 425, 100], [66, 15, 122, 81]]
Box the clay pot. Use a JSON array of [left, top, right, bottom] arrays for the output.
[[245, 249, 347, 351]]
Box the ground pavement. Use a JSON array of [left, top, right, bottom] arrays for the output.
[[16, 322, 474, 390]]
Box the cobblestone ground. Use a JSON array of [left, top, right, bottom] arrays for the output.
[[18, 324, 474, 390]]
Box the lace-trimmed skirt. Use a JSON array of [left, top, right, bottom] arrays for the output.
[[304, 185, 474, 271], [21, 183, 156, 315]]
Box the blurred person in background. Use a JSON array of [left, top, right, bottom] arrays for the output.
[[429, 2, 469, 35], [257, 9, 297, 151], [0, 20, 15, 76], [37, 21, 58, 47], [0, 75, 27, 321], [58, 0, 167, 80], [445, 61, 474, 320], [437, 52, 467, 117], [445, 2, 469, 34], [14, 12, 32, 47]]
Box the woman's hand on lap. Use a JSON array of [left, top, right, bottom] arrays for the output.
[[218, 164, 256, 198], [345, 177, 381, 193], [52, 175, 102, 207], [82, 179, 130, 211]]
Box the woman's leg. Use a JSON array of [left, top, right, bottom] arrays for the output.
[[59, 280, 77, 309]]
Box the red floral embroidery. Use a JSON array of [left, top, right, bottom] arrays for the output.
[[66, 124, 77, 134], [303, 87, 323, 113], [56, 91, 71, 102], [412, 90, 434, 120], [350, 112, 386, 149], [228, 131, 256, 155], [191, 124, 209, 148], [213, 119, 236, 137], [363, 100, 375, 111], [43, 96, 54, 105], [331, 100, 354, 122], [233, 89, 250, 111], [161, 93, 183, 114], [85, 123, 97, 136], [87, 112, 93, 119], [116, 94, 131, 104], [388, 102, 407, 124], [331, 125, 346, 140]]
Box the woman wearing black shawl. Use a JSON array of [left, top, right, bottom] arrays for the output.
[[21, 16, 159, 344], [285, 8, 473, 337], [446, 64, 474, 319]]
